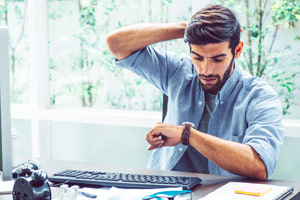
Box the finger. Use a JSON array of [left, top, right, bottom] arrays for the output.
[[145, 122, 166, 144], [147, 144, 161, 150], [145, 133, 161, 144], [149, 139, 164, 147], [145, 128, 163, 141], [152, 135, 162, 141], [158, 140, 165, 148], [148, 145, 155, 150], [147, 140, 164, 150], [145, 132, 156, 142]]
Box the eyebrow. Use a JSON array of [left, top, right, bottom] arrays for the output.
[[191, 51, 227, 59]]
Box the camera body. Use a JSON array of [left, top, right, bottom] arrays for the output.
[[12, 159, 40, 179], [12, 160, 51, 200]]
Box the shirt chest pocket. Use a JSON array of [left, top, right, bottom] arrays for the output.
[[229, 123, 248, 142], [231, 134, 245, 143]]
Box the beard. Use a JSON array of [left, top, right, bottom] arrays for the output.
[[198, 56, 235, 94]]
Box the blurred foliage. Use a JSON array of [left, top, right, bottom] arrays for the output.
[[48, 0, 191, 110], [272, 0, 300, 28], [0, 0, 29, 104]]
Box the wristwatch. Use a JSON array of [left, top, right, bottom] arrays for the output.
[[181, 122, 195, 145]]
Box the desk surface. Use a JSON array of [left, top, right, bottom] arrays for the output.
[[1, 159, 300, 199]]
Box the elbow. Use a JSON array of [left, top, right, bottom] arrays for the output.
[[106, 32, 129, 60], [254, 164, 268, 180], [248, 145, 268, 180], [255, 170, 267, 180], [105, 32, 119, 56]]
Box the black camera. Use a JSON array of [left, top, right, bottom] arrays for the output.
[[12, 160, 40, 179], [12, 160, 51, 200]]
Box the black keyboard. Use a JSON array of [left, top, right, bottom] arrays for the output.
[[48, 169, 202, 190]]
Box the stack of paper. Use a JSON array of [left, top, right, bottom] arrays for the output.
[[199, 182, 293, 200]]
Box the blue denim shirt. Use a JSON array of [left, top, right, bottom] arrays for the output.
[[116, 46, 284, 178]]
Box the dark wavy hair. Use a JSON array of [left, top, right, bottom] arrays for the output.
[[184, 5, 240, 55]]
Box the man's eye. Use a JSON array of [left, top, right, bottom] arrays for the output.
[[213, 59, 223, 63], [194, 57, 204, 61]]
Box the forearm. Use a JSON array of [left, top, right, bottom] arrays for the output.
[[106, 21, 187, 60], [189, 129, 267, 180]]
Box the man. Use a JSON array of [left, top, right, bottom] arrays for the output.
[[106, 4, 284, 180]]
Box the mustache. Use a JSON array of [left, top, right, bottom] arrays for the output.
[[198, 74, 220, 79]]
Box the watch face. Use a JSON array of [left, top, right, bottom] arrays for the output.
[[182, 122, 195, 128]]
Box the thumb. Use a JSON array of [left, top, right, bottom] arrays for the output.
[[147, 145, 156, 151], [147, 141, 164, 151]]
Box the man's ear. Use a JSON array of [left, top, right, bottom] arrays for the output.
[[234, 41, 244, 58]]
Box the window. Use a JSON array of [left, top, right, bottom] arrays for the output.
[[6, 0, 300, 167], [48, 0, 192, 111], [0, 0, 30, 104]]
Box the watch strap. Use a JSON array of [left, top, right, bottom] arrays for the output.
[[181, 123, 192, 145]]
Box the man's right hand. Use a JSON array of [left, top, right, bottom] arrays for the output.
[[105, 21, 187, 60], [145, 122, 184, 150]]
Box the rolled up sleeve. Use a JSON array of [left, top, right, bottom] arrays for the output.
[[244, 87, 284, 178]]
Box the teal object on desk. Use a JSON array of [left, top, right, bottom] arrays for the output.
[[142, 190, 192, 200]]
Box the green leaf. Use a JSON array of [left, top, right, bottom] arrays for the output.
[[280, 83, 287, 87]]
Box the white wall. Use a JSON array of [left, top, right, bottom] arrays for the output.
[[12, 118, 300, 181]]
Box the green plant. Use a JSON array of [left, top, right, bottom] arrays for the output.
[[71, 0, 100, 107], [49, 0, 104, 107], [272, 0, 300, 29]]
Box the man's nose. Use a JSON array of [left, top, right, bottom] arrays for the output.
[[201, 59, 213, 75]]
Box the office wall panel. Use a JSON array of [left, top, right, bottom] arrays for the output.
[[271, 137, 300, 181], [50, 122, 152, 168], [11, 119, 32, 159]]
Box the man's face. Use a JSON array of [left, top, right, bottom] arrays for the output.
[[190, 41, 236, 94]]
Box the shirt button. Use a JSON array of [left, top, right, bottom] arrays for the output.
[[220, 101, 224, 105], [179, 147, 183, 152], [199, 101, 203, 105]]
